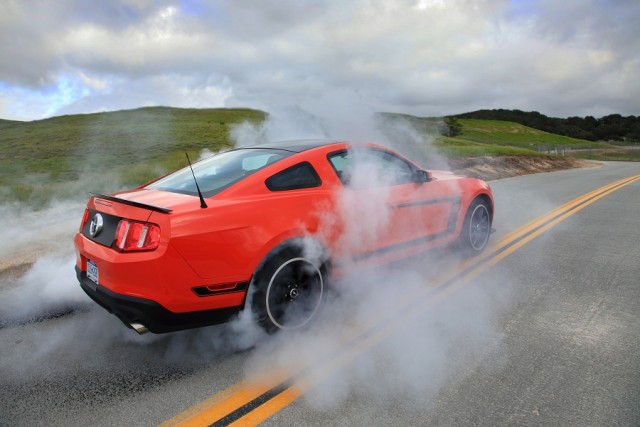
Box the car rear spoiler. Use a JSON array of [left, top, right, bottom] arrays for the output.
[[91, 193, 173, 214]]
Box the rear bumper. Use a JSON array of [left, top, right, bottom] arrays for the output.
[[76, 266, 243, 333]]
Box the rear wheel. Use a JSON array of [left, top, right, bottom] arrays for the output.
[[459, 198, 491, 254], [251, 247, 327, 334]]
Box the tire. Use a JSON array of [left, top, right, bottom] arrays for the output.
[[251, 246, 327, 334], [458, 197, 492, 254]]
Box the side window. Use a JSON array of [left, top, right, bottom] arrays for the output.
[[328, 148, 415, 187], [370, 150, 415, 184], [265, 162, 322, 191], [327, 150, 351, 185]]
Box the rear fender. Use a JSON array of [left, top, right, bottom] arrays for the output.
[[251, 235, 331, 281]]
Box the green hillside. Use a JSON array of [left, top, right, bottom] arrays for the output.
[[0, 107, 264, 207], [380, 113, 603, 156], [436, 119, 605, 156], [0, 118, 21, 130], [0, 107, 633, 209], [455, 109, 640, 142], [1, 106, 264, 176]]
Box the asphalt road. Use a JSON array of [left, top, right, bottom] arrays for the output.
[[1, 161, 639, 426]]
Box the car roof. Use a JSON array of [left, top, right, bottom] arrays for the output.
[[243, 139, 342, 153]]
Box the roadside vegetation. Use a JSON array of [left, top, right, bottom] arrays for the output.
[[1, 106, 636, 209]]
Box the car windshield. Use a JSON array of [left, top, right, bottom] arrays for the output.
[[146, 148, 292, 197]]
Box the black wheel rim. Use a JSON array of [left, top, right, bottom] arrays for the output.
[[265, 258, 323, 329], [469, 204, 490, 251]]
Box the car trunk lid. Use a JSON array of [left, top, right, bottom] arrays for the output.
[[81, 189, 203, 249]]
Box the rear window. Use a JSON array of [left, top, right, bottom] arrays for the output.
[[146, 149, 292, 197], [265, 162, 322, 191]]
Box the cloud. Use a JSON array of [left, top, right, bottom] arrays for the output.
[[53, 73, 233, 116], [0, 0, 639, 120]]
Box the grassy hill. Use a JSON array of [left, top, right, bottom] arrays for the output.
[[381, 113, 603, 156], [437, 119, 640, 162], [0, 107, 265, 207], [455, 108, 640, 142], [1, 106, 264, 177], [0, 107, 631, 209], [436, 119, 605, 156], [0, 119, 21, 130]]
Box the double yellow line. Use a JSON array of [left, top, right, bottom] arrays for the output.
[[161, 174, 640, 427]]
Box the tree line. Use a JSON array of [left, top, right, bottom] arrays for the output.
[[454, 109, 640, 143]]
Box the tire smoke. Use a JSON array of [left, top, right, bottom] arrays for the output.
[[0, 101, 506, 416], [226, 104, 506, 410]]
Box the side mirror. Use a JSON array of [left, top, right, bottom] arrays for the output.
[[412, 169, 431, 183]]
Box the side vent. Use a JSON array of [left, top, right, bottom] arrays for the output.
[[192, 282, 248, 297]]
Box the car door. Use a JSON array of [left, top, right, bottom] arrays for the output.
[[327, 147, 456, 256]]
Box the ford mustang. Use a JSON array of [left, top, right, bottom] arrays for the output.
[[74, 140, 493, 334]]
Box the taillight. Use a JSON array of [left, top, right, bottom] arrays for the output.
[[79, 208, 90, 232], [114, 220, 161, 252]]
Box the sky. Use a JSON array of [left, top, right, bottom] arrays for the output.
[[0, 0, 639, 121]]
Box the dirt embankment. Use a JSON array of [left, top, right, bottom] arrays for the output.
[[449, 155, 598, 181]]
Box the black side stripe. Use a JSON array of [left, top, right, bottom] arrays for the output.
[[390, 195, 460, 209], [354, 229, 454, 261]]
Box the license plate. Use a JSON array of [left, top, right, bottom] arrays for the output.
[[87, 259, 99, 284]]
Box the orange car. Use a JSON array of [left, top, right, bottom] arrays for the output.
[[74, 140, 493, 334]]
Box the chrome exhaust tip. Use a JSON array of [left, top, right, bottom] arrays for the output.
[[130, 322, 149, 335]]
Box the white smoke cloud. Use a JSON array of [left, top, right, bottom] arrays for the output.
[[0, 201, 82, 269], [0, 97, 508, 419], [230, 106, 330, 147], [221, 104, 505, 410], [241, 261, 507, 411]]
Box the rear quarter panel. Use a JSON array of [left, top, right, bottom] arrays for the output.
[[168, 147, 342, 282]]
